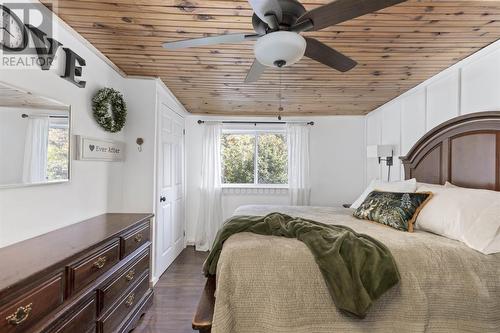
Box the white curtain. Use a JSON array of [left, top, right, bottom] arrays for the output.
[[22, 116, 49, 183], [195, 122, 223, 251], [287, 123, 311, 205]]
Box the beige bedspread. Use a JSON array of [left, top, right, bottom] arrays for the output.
[[212, 205, 500, 333]]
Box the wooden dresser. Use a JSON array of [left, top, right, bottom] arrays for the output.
[[0, 213, 154, 333]]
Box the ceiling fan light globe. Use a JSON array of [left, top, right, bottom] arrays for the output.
[[254, 31, 306, 68]]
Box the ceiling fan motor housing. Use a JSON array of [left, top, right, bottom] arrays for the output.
[[254, 31, 306, 68], [277, 0, 307, 28], [252, 0, 306, 32]]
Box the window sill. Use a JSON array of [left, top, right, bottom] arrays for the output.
[[222, 185, 288, 195]]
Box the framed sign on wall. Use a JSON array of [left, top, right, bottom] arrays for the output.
[[76, 135, 125, 161]]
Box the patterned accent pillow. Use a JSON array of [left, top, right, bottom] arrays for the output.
[[353, 191, 433, 232]]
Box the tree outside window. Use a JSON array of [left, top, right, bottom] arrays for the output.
[[46, 119, 69, 181], [221, 131, 287, 186]]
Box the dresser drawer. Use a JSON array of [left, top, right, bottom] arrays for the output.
[[98, 248, 150, 314], [0, 274, 63, 333], [98, 272, 149, 333], [118, 290, 153, 333], [68, 241, 120, 295], [53, 297, 96, 333], [120, 223, 150, 259]]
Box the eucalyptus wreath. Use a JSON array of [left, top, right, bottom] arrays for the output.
[[92, 88, 127, 133]]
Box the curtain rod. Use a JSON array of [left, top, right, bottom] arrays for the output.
[[21, 113, 68, 119], [197, 120, 314, 126]]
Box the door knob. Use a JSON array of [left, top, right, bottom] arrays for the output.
[[160, 196, 166, 202]]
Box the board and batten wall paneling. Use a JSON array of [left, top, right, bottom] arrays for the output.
[[365, 39, 500, 184], [401, 89, 426, 156], [426, 70, 460, 130], [461, 48, 500, 115], [381, 102, 402, 182], [366, 112, 382, 182]]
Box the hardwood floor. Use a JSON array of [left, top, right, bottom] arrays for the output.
[[134, 246, 208, 333]]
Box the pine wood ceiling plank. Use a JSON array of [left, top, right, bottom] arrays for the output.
[[42, 0, 500, 115]]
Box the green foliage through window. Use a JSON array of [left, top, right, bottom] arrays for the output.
[[221, 134, 255, 184], [47, 125, 69, 181], [221, 132, 287, 185]]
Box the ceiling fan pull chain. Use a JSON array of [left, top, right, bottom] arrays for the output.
[[280, 70, 282, 111], [278, 69, 284, 117]]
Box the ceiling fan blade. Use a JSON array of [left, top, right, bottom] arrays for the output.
[[245, 59, 266, 83], [163, 33, 260, 50], [248, 0, 283, 27], [304, 37, 357, 72], [293, 0, 406, 32]]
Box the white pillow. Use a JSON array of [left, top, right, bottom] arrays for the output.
[[444, 181, 458, 188], [351, 178, 417, 209], [416, 186, 500, 254], [416, 182, 445, 191], [416, 182, 457, 191]]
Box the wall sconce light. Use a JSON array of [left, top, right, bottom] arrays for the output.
[[367, 145, 394, 181]]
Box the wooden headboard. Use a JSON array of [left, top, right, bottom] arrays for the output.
[[400, 111, 500, 191]]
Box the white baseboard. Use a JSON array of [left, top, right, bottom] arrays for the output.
[[151, 275, 159, 287]]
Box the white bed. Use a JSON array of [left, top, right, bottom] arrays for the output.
[[193, 112, 500, 333], [210, 205, 500, 333]]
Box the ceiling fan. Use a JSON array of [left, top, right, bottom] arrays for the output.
[[162, 0, 406, 83]]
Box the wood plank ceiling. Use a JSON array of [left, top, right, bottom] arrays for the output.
[[44, 0, 500, 116]]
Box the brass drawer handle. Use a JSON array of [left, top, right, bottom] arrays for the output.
[[93, 256, 107, 269], [6, 303, 32, 326], [134, 233, 143, 243], [125, 293, 135, 308], [125, 269, 135, 282]]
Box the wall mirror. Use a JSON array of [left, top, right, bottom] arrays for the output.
[[0, 82, 71, 188]]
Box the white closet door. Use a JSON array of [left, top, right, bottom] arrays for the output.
[[155, 101, 185, 278]]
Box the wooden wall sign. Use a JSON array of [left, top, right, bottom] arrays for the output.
[[76, 136, 125, 162]]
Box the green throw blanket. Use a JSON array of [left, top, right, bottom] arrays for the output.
[[203, 213, 400, 319]]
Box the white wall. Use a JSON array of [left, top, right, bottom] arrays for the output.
[[119, 79, 189, 214], [0, 32, 124, 246], [0, 4, 175, 247], [366, 39, 500, 183], [185, 116, 366, 243], [119, 79, 157, 213]]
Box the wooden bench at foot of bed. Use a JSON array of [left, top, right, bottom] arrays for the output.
[[192, 276, 216, 333]]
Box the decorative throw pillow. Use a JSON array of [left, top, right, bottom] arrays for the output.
[[353, 191, 433, 232]]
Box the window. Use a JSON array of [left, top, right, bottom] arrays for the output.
[[221, 130, 288, 186], [46, 118, 69, 181]]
